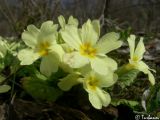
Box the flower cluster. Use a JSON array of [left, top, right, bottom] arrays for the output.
[[16, 16, 155, 109]]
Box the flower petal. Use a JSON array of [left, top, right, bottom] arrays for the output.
[[58, 15, 66, 29], [59, 62, 73, 73], [58, 15, 78, 29], [18, 49, 40, 65], [39, 34, 57, 47], [91, 57, 109, 75], [103, 56, 117, 71], [88, 88, 111, 109], [61, 43, 74, 53], [127, 35, 136, 60], [147, 71, 155, 85], [63, 52, 89, 68], [37, 21, 58, 46], [91, 20, 100, 36], [136, 61, 149, 72], [81, 20, 99, 45], [96, 32, 122, 54], [40, 54, 59, 77], [40, 21, 58, 33], [38, 32, 57, 46], [58, 73, 80, 91], [97, 72, 118, 88], [61, 26, 82, 50], [137, 61, 155, 85], [68, 16, 79, 27], [134, 37, 145, 61], [77, 64, 92, 76], [22, 25, 40, 48], [49, 44, 65, 61]]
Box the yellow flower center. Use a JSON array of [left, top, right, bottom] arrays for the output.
[[37, 41, 50, 56], [86, 76, 99, 90], [80, 42, 97, 58], [125, 63, 135, 70], [132, 56, 139, 62]]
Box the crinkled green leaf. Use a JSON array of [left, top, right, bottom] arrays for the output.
[[0, 85, 11, 93], [23, 77, 62, 101], [116, 65, 139, 88]]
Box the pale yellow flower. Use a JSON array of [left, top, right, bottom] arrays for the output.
[[58, 67, 117, 109], [18, 21, 64, 77], [61, 20, 122, 75], [127, 35, 155, 85]]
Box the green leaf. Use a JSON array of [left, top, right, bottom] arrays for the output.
[[111, 99, 139, 108], [119, 27, 132, 41], [4, 52, 12, 66], [116, 65, 139, 88], [147, 83, 160, 112], [0, 75, 5, 83], [0, 61, 4, 72], [35, 70, 47, 81], [22, 77, 62, 101], [17, 64, 39, 77], [0, 85, 11, 93]]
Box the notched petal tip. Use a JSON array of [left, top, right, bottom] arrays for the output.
[[88, 88, 111, 109]]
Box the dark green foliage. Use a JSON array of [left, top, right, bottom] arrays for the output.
[[111, 99, 139, 109], [22, 77, 62, 102], [147, 83, 160, 113]]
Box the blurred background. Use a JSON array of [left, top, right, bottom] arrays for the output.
[[0, 0, 160, 37]]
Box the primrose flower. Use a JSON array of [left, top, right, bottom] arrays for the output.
[[127, 35, 155, 85], [61, 20, 122, 75], [58, 70, 117, 109], [18, 21, 64, 77], [82, 71, 117, 109]]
